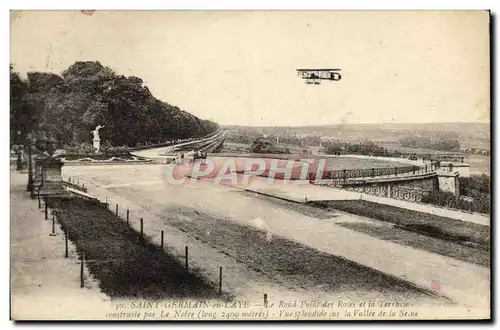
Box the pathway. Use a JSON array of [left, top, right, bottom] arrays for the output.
[[10, 171, 109, 320]]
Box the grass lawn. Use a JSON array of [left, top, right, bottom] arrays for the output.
[[308, 200, 490, 250], [162, 207, 445, 301], [213, 155, 409, 171], [379, 143, 490, 175], [48, 197, 220, 300], [324, 157, 410, 171], [246, 193, 488, 267], [337, 222, 489, 267]]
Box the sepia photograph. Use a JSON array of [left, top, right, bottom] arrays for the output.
[[9, 10, 491, 321]]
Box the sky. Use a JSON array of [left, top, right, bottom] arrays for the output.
[[10, 10, 490, 126]]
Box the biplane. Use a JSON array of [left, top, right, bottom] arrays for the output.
[[296, 69, 342, 85]]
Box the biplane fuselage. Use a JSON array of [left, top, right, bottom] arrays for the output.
[[296, 69, 342, 82]]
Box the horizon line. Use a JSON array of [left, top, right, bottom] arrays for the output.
[[219, 121, 491, 128]]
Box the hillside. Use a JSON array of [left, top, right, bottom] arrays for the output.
[[10, 62, 219, 147], [223, 122, 490, 150]]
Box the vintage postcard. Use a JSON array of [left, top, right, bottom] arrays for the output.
[[9, 10, 491, 321]]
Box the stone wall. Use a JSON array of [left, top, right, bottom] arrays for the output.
[[342, 183, 434, 203]]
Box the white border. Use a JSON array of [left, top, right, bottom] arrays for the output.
[[2, 1, 498, 330], [4, 0, 500, 10]]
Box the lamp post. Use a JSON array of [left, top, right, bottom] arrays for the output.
[[26, 132, 34, 195], [28, 130, 51, 198], [36, 131, 49, 188], [36, 131, 48, 154], [16, 131, 22, 171]]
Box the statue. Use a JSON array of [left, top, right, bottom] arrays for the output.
[[91, 125, 105, 140], [91, 125, 105, 153]]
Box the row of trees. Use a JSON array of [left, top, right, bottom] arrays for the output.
[[399, 133, 460, 151], [10, 62, 219, 148], [323, 140, 391, 157]]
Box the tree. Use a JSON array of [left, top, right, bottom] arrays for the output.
[[10, 61, 220, 148], [10, 65, 28, 144]]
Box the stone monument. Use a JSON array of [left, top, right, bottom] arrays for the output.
[[91, 125, 105, 153], [34, 132, 71, 198]]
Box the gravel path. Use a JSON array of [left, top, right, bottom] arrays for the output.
[[10, 172, 110, 320]]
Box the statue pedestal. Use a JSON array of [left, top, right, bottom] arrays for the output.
[[437, 169, 460, 197], [36, 157, 71, 198], [93, 138, 101, 153]]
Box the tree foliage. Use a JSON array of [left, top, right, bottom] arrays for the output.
[[460, 174, 490, 195], [10, 61, 219, 147], [10, 65, 32, 145], [323, 140, 391, 156], [251, 138, 290, 154], [419, 174, 490, 214], [458, 174, 490, 214], [399, 132, 460, 151]]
